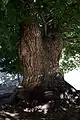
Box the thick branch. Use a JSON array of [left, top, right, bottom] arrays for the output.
[[40, 13, 48, 36]]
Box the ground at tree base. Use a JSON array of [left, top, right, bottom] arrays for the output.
[[0, 74, 80, 120]]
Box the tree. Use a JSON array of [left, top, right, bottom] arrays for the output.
[[0, 0, 80, 88], [20, 23, 63, 88]]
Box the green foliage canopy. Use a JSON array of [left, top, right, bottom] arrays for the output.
[[0, 0, 80, 73]]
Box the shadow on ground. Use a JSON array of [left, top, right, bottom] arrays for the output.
[[0, 74, 80, 120]]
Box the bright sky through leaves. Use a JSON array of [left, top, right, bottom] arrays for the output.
[[64, 69, 80, 90]]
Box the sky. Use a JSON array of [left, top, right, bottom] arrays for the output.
[[64, 69, 80, 90]]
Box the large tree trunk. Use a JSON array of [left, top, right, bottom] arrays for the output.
[[20, 24, 43, 89], [19, 23, 63, 89], [43, 34, 63, 75]]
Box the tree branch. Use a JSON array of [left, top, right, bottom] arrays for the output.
[[40, 13, 48, 36]]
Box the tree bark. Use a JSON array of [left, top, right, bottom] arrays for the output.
[[20, 23, 43, 89], [42, 34, 63, 75], [19, 23, 63, 89]]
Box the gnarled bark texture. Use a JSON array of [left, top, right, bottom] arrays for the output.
[[19, 23, 63, 89], [20, 24, 43, 89], [43, 34, 63, 75]]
